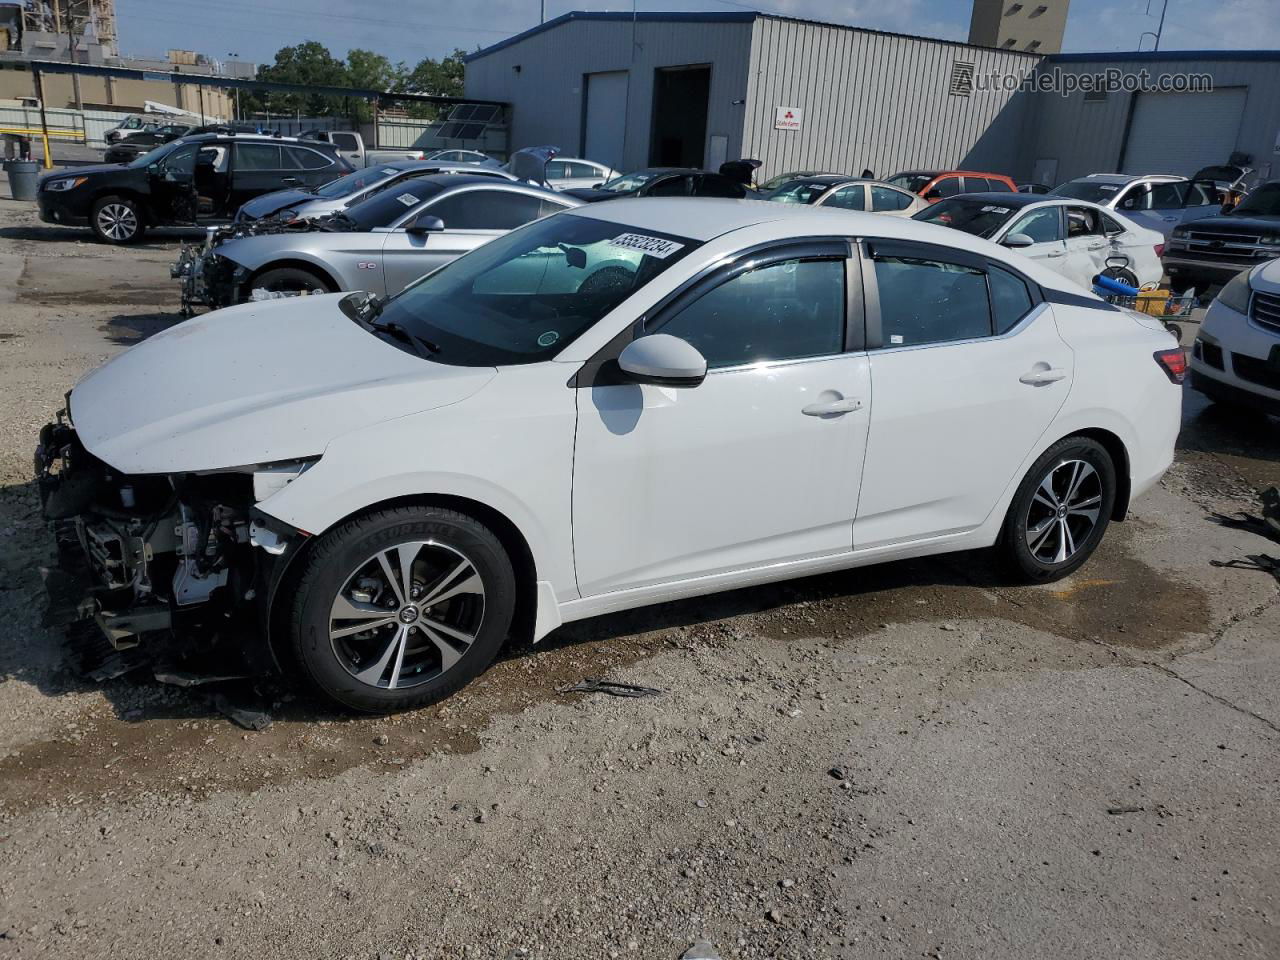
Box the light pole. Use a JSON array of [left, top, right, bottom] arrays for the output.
[[1138, 0, 1169, 52], [228, 52, 241, 121]]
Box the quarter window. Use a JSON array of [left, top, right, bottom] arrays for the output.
[[331, 133, 360, 152], [1006, 207, 1063, 243], [870, 185, 912, 211], [989, 266, 1034, 334], [824, 185, 866, 210], [873, 255, 991, 346], [286, 147, 332, 170], [656, 257, 846, 369]]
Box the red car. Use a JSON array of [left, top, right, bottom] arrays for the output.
[[886, 169, 1018, 202]]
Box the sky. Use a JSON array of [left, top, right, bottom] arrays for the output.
[[114, 0, 1280, 67]]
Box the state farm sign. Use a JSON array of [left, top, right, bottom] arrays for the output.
[[774, 106, 802, 131]]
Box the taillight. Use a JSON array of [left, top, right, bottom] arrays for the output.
[[1154, 348, 1186, 383], [1154, 243, 1165, 258]]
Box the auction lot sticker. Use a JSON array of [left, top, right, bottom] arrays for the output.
[[609, 233, 685, 259], [396, 193, 419, 207]]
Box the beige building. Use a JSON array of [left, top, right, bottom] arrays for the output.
[[968, 0, 1072, 54]]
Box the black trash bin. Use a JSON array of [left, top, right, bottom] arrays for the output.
[[5, 159, 40, 201]]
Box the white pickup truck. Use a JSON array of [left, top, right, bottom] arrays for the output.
[[302, 130, 428, 168]]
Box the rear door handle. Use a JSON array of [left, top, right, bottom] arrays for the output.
[[1019, 367, 1067, 386], [802, 397, 863, 416]]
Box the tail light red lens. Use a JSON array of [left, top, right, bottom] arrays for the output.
[[1154, 348, 1187, 383], [1154, 243, 1165, 258]]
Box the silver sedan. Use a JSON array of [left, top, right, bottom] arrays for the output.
[[176, 175, 582, 313]]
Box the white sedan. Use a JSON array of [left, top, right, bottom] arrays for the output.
[[39, 201, 1183, 712], [915, 193, 1165, 290], [545, 157, 619, 191]]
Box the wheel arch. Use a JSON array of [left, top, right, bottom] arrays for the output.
[[1055, 426, 1132, 521], [89, 188, 151, 223], [242, 259, 340, 297], [264, 492, 540, 676]]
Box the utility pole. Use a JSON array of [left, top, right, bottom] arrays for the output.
[[61, 0, 83, 110], [1139, 0, 1169, 52], [540, 1, 544, 23]]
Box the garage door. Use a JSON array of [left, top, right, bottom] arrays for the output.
[[1122, 87, 1247, 176], [583, 71, 629, 171]]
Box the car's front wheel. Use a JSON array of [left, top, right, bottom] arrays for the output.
[[289, 506, 516, 713], [999, 436, 1116, 583], [248, 266, 334, 300], [90, 195, 146, 244]]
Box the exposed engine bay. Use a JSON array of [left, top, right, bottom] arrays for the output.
[[35, 413, 307, 674], [172, 212, 353, 316]]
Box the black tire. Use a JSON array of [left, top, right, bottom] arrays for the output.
[[999, 436, 1117, 583], [248, 266, 334, 299], [90, 195, 146, 244], [1102, 266, 1139, 288], [289, 506, 516, 713]]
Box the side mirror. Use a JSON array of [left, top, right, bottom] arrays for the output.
[[617, 334, 707, 387], [923, 189, 941, 201], [592, 182, 601, 190], [406, 214, 445, 235], [1002, 232, 1035, 248]]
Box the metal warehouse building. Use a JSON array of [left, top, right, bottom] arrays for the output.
[[464, 10, 1280, 186]]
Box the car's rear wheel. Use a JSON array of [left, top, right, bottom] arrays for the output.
[[90, 195, 145, 244], [289, 506, 516, 713], [249, 266, 335, 300], [999, 436, 1116, 583]]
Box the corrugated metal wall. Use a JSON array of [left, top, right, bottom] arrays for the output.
[[464, 17, 753, 171], [1025, 56, 1280, 185], [742, 17, 1042, 182]]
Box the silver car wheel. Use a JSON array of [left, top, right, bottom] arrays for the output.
[[328, 540, 486, 690], [96, 203, 138, 241], [1024, 459, 1102, 565]]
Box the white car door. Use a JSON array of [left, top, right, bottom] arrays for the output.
[[381, 189, 569, 295], [1062, 206, 1112, 287], [1115, 181, 1187, 238], [854, 240, 1074, 548], [571, 242, 870, 597], [998, 205, 1069, 273]]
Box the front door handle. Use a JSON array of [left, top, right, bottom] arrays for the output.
[[1019, 367, 1067, 386], [1046, 250, 1066, 258], [802, 397, 863, 417]]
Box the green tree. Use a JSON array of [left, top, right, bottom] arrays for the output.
[[255, 41, 350, 116], [397, 48, 467, 119], [345, 49, 404, 121]]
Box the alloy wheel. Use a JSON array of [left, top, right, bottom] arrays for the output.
[[328, 540, 485, 690], [1024, 459, 1103, 565], [96, 203, 138, 241]]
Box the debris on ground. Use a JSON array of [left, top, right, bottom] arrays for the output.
[[680, 941, 722, 960], [556, 678, 665, 698], [1106, 805, 1145, 815], [211, 692, 273, 731], [153, 669, 250, 688]]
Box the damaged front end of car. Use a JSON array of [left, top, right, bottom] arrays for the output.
[[172, 214, 341, 316], [36, 410, 311, 676]]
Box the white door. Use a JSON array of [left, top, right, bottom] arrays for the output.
[[1122, 88, 1248, 177], [1062, 205, 1114, 286], [584, 71, 629, 172], [1115, 181, 1188, 238], [572, 248, 869, 597], [855, 245, 1073, 548], [1000, 205, 1070, 275]]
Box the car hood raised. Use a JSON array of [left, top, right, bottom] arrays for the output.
[[237, 188, 315, 220], [70, 295, 496, 475]]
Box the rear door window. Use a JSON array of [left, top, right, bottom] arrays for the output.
[[872, 254, 992, 346], [824, 185, 866, 210], [234, 143, 283, 171], [870, 185, 913, 211], [933, 176, 962, 198], [962, 177, 991, 193], [286, 147, 332, 170]]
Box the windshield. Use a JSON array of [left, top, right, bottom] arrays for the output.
[[1051, 180, 1124, 204], [315, 166, 399, 199], [1232, 183, 1280, 217], [344, 179, 448, 229], [763, 180, 830, 204], [598, 170, 664, 194], [913, 197, 1016, 238], [371, 213, 701, 366], [887, 173, 932, 193]]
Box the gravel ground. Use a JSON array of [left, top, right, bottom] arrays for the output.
[[0, 188, 1278, 960]]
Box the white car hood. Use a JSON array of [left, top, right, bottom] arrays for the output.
[[71, 294, 496, 474]]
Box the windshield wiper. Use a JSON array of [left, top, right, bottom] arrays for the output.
[[368, 316, 441, 358]]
